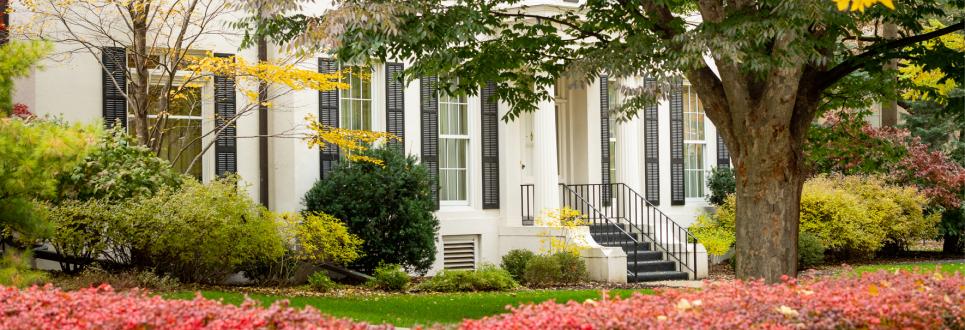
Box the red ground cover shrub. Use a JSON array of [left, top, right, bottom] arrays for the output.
[[0, 284, 386, 330], [460, 271, 964, 329]]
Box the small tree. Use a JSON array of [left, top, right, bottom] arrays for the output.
[[303, 147, 439, 274]]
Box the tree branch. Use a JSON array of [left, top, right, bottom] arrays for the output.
[[818, 22, 964, 91]]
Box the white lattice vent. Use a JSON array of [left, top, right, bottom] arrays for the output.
[[442, 235, 478, 270]]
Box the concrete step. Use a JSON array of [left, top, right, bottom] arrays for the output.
[[624, 249, 664, 261], [588, 223, 628, 233], [627, 260, 677, 273], [590, 231, 641, 243], [630, 271, 690, 282]]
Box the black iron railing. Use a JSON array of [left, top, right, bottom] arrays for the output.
[[520, 184, 534, 226], [565, 183, 699, 276], [559, 184, 646, 278]]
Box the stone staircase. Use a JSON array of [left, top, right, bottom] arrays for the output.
[[589, 223, 690, 282]]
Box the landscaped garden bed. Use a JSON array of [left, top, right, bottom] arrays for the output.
[[2, 270, 961, 329]]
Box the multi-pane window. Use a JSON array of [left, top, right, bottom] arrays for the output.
[[130, 86, 203, 179], [683, 84, 706, 198], [438, 88, 470, 203], [339, 65, 372, 130]]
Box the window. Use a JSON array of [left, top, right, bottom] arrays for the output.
[[438, 86, 469, 203], [131, 86, 204, 179], [339, 65, 372, 130], [682, 84, 706, 198]]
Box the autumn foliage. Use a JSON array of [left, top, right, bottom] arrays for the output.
[[0, 284, 384, 330], [461, 271, 964, 329]]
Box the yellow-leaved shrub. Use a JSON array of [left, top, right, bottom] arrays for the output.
[[690, 174, 938, 260]]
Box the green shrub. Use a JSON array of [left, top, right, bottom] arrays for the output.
[[307, 271, 337, 292], [0, 118, 96, 237], [706, 167, 736, 206], [552, 252, 588, 284], [522, 255, 561, 287], [241, 212, 362, 286], [118, 177, 285, 283], [798, 232, 826, 268], [413, 264, 518, 292], [57, 126, 182, 201], [40, 199, 114, 274], [303, 147, 439, 274], [689, 175, 938, 260], [500, 249, 535, 282], [367, 264, 410, 292], [0, 250, 48, 288]]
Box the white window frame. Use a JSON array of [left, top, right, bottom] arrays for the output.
[[128, 67, 208, 181], [438, 87, 471, 206], [339, 64, 373, 131], [683, 84, 707, 199]]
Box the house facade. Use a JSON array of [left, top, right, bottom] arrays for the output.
[[10, 0, 717, 281]]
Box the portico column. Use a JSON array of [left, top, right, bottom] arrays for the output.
[[614, 79, 642, 193], [533, 83, 560, 216]]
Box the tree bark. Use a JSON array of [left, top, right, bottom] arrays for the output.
[[130, 2, 151, 147], [731, 119, 806, 283]]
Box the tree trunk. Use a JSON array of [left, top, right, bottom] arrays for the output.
[[733, 137, 805, 283], [944, 232, 964, 256], [130, 2, 151, 147]]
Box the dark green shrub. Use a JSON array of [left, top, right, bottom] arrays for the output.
[[552, 252, 588, 284], [413, 264, 518, 292], [303, 147, 439, 274], [798, 232, 826, 268], [307, 271, 337, 292], [367, 264, 410, 292], [118, 177, 285, 283], [522, 255, 561, 287], [500, 249, 535, 282], [58, 126, 181, 201], [706, 166, 735, 206]]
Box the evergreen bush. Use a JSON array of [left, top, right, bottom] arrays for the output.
[[307, 271, 337, 292], [303, 147, 439, 274], [367, 264, 410, 292], [706, 167, 736, 206], [500, 249, 535, 282], [413, 264, 518, 292]]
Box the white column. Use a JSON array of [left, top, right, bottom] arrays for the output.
[[533, 83, 560, 216], [615, 119, 642, 191]]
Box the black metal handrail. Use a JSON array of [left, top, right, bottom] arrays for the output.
[[558, 184, 644, 278], [564, 183, 699, 277], [520, 184, 534, 226]]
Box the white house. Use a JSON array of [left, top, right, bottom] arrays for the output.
[[9, 0, 718, 281]]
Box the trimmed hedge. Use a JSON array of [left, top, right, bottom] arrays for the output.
[[0, 285, 383, 329], [460, 271, 964, 329]]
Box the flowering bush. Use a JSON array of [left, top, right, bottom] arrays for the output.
[[0, 284, 384, 329], [460, 271, 964, 329]]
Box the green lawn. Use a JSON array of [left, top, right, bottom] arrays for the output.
[[851, 261, 964, 275], [166, 288, 652, 327]]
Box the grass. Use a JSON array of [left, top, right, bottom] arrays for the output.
[[166, 288, 652, 327], [851, 261, 964, 275]]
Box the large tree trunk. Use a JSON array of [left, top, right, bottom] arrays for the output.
[[732, 123, 806, 283], [130, 2, 151, 147]]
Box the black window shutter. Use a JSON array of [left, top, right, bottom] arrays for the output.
[[101, 46, 127, 129], [214, 53, 237, 176], [421, 76, 440, 210], [599, 74, 612, 206], [643, 77, 660, 205], [669, 79, 685, 205], [716, 132, 731, 169], [385, 62, 405, 151], [318, 58, 340, 179], [481, 82, 500, 209]]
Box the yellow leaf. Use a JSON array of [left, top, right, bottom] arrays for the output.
[[868, 283, 879, 296]]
